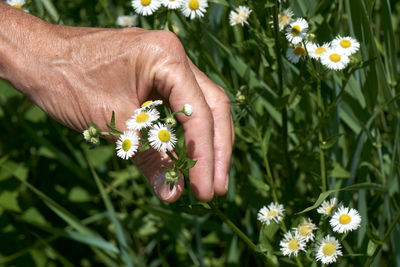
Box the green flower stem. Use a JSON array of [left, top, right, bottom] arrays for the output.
[[304, 43, 327, 192], [208, 202, 258, 252], [365, 211, 400, 266], [271, 0, 292, 181]]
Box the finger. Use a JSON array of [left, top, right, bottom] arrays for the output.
[[133, 149, 184, 203], [154, 54, 215, 202], [188, 60, 234, 196]]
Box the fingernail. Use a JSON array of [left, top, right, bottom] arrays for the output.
[[224, 174, 229, 191], [153, 171, 179, 201]]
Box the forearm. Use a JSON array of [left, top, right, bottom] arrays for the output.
[[0, 3, 56, 92]]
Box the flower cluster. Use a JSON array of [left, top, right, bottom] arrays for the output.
[[82, 100, 195, 184], [131, 0, 208, 19], [258, 198, 361, 264], [279, 9, 359, 70]]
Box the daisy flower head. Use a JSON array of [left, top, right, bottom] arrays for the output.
[[277, 8, 294, 31], [132, 0, 161, 16], [294, 218, 317, 242], [148, 123, 177, 152], [229, 5, 252, 27], [306, 42, 330, 59], [331, 36, 360, 56], [317, 198, 338, 216], [330, 206, 361, 233], [6, 0, 25, 9], [140, 100, 163, 110], [321, 49, 349, 70], [116, 131, 140, 160], [280, 231, 306, 257], [286, 45, 306, 64], [126, 108, 160, 130], [285, 18, 309, 44], [315, 235, 343, 265], [257, 202, 285, 225], [180, 0, 208, 20], [116, 15, 138, 27], [161, 0, 181, 10]]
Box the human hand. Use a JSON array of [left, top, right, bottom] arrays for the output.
[[1, 7, 233, 202]]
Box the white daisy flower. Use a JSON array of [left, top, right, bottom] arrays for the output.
[[229, 5, 252, 27], [276, 8, 294, 31], [257, 202, 285, 225], [315, 235, 343, 265], [286, 45, 306, 63], [317, 198, 338, 216], [116, 15, 138, 27], [321, 49, 349, 70], [306, 42, 330, 59], [331, 36, 360, 56], [140, 100, 163, 110], [280, 231, 307, 257], [132, 0, 161, 16], [285, 18, 308, 44], [183, 104, 193, 116], [180, 0, 208, 20], [126, 108, 160, 130], [294, 218, 317, 242], [330, 206, 361, 233], [148, 123, 177, 152], [161, 0, 181, 9], [6, 0, 25, 9], [116, 131, 140, 160]]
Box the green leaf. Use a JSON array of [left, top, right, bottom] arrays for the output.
[[320, 133, 343, 150], [329, 161, 351, 178], [296, 182, 383, 214], [174, 204, 211, 216], [110, 111, 116, 128], [208, 0, 228, 6], [0, 191, 21, 212]]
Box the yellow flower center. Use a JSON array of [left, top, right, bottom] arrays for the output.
[[291, 25, 301, 36], [141, 0, 151, 6], [340, 39, 351, 48], [122, 139, 132, 152], [158, 130, 171, 142], [141, 100, 153, 108], [299, 225, 313, 236], [315, 47, 327, 55], [322, 243, 336, 256], [267, 210, 277, 217], [339, 214, 352, 224], [13, 4, 22, 9], [188, 0, 199, 10], [288, 239, 299, 251], [294, 46, 305, 56], [279, 14, 290, 26], [329, 53, 341, 62], [325, 206, 335, 215], [136, 113, 150, 123]]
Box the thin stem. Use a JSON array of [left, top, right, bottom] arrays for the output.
[[272, 0, 291, 181], [365, 211, 400, 266], [208, 202, 258, 252], [317, 80, 327, 192]]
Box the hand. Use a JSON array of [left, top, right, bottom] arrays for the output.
[[1, 7, 234, 202]]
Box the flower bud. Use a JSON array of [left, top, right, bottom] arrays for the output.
[[166, 116, 177, 128], [90, 137, 100, 145], [165, 170, 180, 183], [83, 130, 91, 141], [88, 126, 99, 136], [183, 104, 193, 116]]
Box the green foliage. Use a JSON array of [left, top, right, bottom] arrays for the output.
[[1, 0, 400, 266]]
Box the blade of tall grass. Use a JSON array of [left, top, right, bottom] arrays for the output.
[[89, 163, 134, 267]]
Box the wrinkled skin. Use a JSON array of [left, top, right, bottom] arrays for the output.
[[0, 4, 234, 202]]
